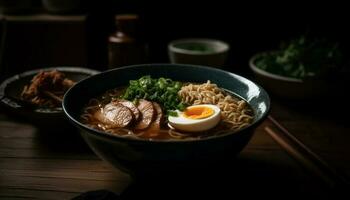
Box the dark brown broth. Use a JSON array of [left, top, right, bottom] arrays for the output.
[[81, 86, 253, 140]]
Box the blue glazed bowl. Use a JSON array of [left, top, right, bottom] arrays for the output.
[[63, 64, 270, 176]]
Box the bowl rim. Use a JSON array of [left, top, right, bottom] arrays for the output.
[[249, 51, 303, 83], [168, 38, 230, 55], [0, 66, 100, 114], [63, 63, 271, 144]]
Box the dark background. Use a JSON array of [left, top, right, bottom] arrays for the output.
[[0, 0, 349, 77], [86, 1, 350, 73]]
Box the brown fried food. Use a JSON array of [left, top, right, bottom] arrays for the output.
[[21, 70, 75, 107]]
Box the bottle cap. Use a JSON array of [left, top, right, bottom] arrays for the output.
[[115, 14, 139, 36]]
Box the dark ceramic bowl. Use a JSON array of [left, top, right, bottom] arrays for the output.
[[0, 67, 100, 130], [168, 38, 230, 67], [249, 52, 332, 99], [63, 64, 270, 176]]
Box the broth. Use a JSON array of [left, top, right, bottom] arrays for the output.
[[80, 85, 254, 141]]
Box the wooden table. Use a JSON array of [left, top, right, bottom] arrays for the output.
[[0, 99, 349, 199]]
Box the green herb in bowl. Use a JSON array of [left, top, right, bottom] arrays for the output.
[[174, 42, 216, 53], [254, 36, 342, 79], [122, 76, 186, 116]]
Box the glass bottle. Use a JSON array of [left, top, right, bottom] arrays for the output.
[[108, 14, 148, 68]]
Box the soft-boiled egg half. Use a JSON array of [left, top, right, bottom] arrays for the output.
[[168, 104, 221, 132]]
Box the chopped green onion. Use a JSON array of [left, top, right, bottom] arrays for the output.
[[122, 76, 186, 115]]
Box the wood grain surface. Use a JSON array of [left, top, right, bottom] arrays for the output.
[[1, 99, 349, 199]]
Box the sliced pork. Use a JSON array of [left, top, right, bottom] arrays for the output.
[[144, 102, 164, 137], [94, 102, 133, 128], [114, 99, 140, 121], [135, 99, 155, 130]]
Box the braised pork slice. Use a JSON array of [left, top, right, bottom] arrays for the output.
[[135, 99, 155, 130], [94, 102, 133, 128], [144, 102, 164, 137], [114, 99, 140, 121]]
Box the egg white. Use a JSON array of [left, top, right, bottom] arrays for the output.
[[168, 104, 221, 132]]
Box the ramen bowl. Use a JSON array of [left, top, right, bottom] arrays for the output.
[[63, 64, 270, 176]]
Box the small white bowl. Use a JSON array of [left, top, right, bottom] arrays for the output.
[[168, 38, 229, 67]]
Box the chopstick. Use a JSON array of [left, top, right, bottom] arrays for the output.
[[266, 115, 349, 188], [43, 91, 63, 103]]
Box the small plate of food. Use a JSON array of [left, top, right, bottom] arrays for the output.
[[0, 67, 100, 129]]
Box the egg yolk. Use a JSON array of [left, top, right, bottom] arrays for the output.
[[183, 106, 214, 119]]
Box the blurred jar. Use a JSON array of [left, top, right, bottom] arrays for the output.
[[108, 14, 148, 68], [42, 0, 82, 14], [0, 0, 33, 14]]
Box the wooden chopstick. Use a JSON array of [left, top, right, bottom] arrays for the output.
[[266, 115, 349, 188], [268, 115, 330, 167], [43, 91, 63, 103]]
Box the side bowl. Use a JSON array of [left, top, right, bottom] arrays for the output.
[[62, 64, 270, 176], [168, 38, 229, 67], [249, 52, 330, 99]]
